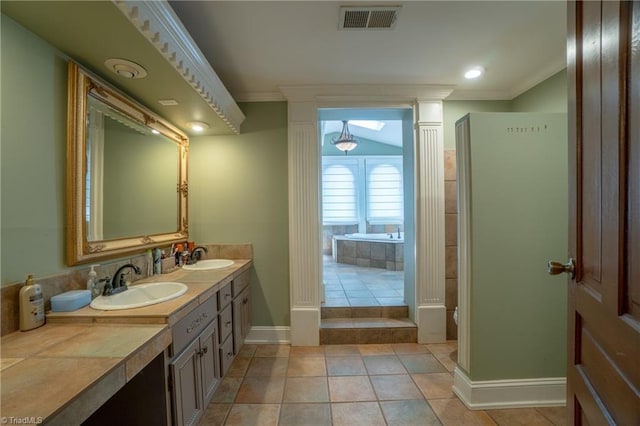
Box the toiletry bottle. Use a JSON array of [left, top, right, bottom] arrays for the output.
[[19, 274, 45, 331], [87, 265, 99, 299]]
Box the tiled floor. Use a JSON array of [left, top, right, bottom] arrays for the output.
[[200, 342, 566, 425], [323, 256, 405, 307]]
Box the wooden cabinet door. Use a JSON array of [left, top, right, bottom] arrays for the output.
[[233, 287, 250, 354], [170, 338, 203, 426], [567, 1, 640, 424], [200, 319, 220, 405]]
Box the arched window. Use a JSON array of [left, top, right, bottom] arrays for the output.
[[322, 161, 358, 224], [366, 159, 403, 224]]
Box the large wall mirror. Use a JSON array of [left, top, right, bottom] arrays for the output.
[[67, 61, 188, 265]]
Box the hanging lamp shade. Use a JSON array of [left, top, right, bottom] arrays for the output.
[[332, 120, 358, 154]]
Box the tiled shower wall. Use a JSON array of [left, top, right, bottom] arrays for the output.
[[444, 150, 458, 340]]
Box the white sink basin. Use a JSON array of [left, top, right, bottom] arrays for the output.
[[182, 259, 234, 271], [90, 282, 188, 311]]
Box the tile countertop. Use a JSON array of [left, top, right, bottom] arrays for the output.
[[46, 259, 252, 327], [0, 323, 171, 425], [1, 259, 252, 425]]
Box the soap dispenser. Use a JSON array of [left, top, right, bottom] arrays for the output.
[[19, 274, 45, 331], [87, 265, 99, 299]]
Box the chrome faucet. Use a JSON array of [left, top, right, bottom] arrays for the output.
[[397, 226, 401, 239], [103, 264, 141, 296], [188, 246, 209, 264]]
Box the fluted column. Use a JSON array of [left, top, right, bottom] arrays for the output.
[[414, 100, 446, 343], [287, 101, 321, 346]]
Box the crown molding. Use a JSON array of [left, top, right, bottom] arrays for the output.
[[114, 0, 245, 134], [507, 60, 567, 100], [233, 92, 287, 103], [279, 84, 455, 103]]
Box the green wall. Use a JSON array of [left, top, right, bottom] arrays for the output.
[[189, 102, 290, 327], [511, 69, 567, 113], [1, 15, 69, 284]]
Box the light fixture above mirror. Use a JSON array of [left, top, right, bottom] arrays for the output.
[[331, 120, 358, 154]]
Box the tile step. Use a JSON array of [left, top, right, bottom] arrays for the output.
[[321, 305, 408, 319], [320, 317, 416, 344]]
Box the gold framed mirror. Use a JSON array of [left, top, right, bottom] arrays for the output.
[[66, 61, 188, 265]]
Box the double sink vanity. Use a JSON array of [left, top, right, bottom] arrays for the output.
[[1, 258, 252, 426]]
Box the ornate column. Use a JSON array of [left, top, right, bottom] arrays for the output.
[[414, 100, 446, 343], [287, 100, 321, 346]]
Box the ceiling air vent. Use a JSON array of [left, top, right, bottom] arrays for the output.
[[339, 6, 401, 30]]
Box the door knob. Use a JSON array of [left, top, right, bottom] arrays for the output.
[[547, 258, 575, 279]]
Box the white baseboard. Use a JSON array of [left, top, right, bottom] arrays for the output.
[[453, 367, 566, 409], [245, 326, 291, 344]]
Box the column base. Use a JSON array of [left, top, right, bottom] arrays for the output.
[[416, 304, 447, 343], [290, 307, 320, 346]]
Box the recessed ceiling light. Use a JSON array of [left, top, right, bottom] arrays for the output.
[[104, 58, 147, 79], [464, 66, 484, 80], [151, 129, 160, 135], [187, 121, 209, 132]]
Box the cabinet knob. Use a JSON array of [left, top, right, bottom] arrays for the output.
[[226, 320, 232, 326], [202, 346, 208, 354]]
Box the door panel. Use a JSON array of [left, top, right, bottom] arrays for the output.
[[568, 1, 640, 424]]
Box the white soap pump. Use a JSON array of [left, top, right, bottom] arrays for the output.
[[19, 274, 45, 331], [87, 265, 99, 299]]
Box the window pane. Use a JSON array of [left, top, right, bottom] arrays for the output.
[[322, 163, 358, 224], [367, 161, 403, 223]]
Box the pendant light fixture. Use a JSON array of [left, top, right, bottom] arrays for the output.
[[332, 120, 358, 154]]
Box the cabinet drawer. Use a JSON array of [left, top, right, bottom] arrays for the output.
[[218, 303, 233, 343], [219, 334, 234, 377], [218, 282, 233, 310], [232, 270, 250, 296], [172, 296, 217, 356]]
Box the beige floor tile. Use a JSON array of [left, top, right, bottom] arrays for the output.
[[255, 344, 290, 357], [245, 357, 289, 377], [380, 399, 441, 425], [391, 343, 430, 354], [328, 376, 377, 402], [278, 403, 332, 426], [326, 356, 367, 376], [212, 376, 243, 403], [200, 403, 231, 425], [287, 356, 327, 376], [425, 341, 458, 355], [486, 407, 555, 425], [331, 402, 386, 426], [370, 374, 422, 400], [357, 344, 395, 356], [324, 344, 361, 357], [283, 377, 329, 402], [236, 344, 257, 358], [398, 353, 448, 374], [289, 346, 325, 357], [412, 372, 455, 399], [226, 356, 251, 377], [536, 406, 567, 425], [433, 351, 458, 372], [428, 398, 497, 425], [224, 403, 280, 426], [363, 354, 407, 375], [235, 376, 285, 403]]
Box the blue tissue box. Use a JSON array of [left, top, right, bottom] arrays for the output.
[[51, 290, 91, 312]]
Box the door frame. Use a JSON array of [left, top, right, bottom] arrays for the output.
[[281, 85, 453, 345]]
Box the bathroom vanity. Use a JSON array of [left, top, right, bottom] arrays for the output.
[[2, 259, 252, 426]]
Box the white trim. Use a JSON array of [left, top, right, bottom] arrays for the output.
[[245, 326, 291, 345], [453, 368, 567, 410], [114, 0, 245, 134], [233, 92, 286, 103], [455, 115, 472, 370]]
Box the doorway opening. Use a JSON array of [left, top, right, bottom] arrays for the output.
[[319, 108, 413, 309]]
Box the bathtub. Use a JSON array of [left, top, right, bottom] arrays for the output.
[[332, 233, 404, 270], [344, 232, 404, 242]]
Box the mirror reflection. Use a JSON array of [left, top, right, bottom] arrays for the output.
[[85, 95, 179, 241]]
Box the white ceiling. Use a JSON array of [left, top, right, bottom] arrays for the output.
[[169, 1, 567, 102]]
